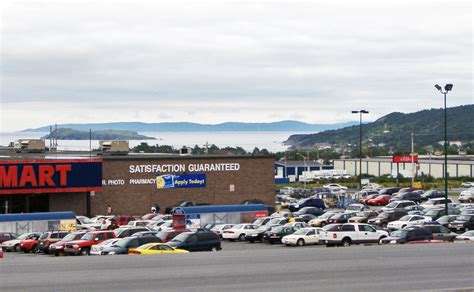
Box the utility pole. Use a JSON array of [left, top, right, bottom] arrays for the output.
[[411, 132, 415, 187]]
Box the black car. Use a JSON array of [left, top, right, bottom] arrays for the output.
[[448, 214, 474, 233], [348, 210, 379, 223], [101, 236, 162, 255], [389, 191, 424, 203], [168, 230, 221, 251], [381, 227, 433, 244], [368, 209, 408, 228], [245, 225, 277, 243], [289, 198, 325, 212], [421, 190, 445, 201], [327, 213, 356, 224], [421, 224, 457, 242], [424, 208, 460, 221], [114, 227, 150, 238], [378, 187, 402, 196], [296, 214, 317, 223]]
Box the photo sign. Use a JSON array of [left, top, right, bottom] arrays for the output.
[[156, 174, 206, 189]]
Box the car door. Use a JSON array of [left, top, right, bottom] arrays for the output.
[[185, 234, 198, 251], [305, 229, 318, 244]]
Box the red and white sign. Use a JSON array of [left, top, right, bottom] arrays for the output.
[[393, 155, 418, 163], [253, 211, 268, 219]]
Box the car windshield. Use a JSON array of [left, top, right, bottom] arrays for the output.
[[377, 213, 390, 219], [399, 215, 410, 221], [273, 226, 285, 232], [425, 209, 441, 216], [17, 233, 32, 240], [253, 218, 265, 225], [114, 238, 132, 248], [61, 233, 77, 241], [80, 233, 95, 241], [232, 224, 243, 229], [319, 213, 334, 219], [257, 226, 267, 232], [266, 219, 283, 225], [171, 233, 190, 243], [293, 229, 309, 235], [386, 202, 397, 208], [297, 199, 307, 205], [39, 233, 48, 240], [156, 231, 169, 239]]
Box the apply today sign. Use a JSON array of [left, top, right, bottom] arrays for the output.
[[156, 174, 206, 189]]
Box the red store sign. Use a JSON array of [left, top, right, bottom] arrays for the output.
[[392, 155, 418, 163]]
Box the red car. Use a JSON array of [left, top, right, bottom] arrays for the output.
[[64, 231, 115, 255], [367, 195, 391, 206], [361, 194, 379, 204], [155, 229, 191, 242], [48, 230, 88, 256], [20, 234, 42, 253]]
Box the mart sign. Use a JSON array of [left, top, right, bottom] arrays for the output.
[[392, 155, 418, 163]]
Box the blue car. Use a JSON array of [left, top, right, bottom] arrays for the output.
[[289, 198, 325, 212]]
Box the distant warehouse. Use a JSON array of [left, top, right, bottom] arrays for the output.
[[0, 150, 275, 216]]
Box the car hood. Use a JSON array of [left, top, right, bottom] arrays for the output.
[[2, 239, 21, 246]]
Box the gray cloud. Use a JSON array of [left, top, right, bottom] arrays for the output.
[[1, 0, 472, 131]]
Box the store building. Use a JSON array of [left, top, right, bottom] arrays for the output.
[[0, 151, 275, 216]]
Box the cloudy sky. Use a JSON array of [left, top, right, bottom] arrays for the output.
[[1, 0, 472, 131]]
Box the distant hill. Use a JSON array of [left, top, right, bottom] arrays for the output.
[[24, 120, 358, 132], [285, 105, 474, 149], [42, 128, 156, 140]]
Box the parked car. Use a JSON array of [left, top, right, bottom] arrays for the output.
[[282, 227, 324, 246], [265, 217, 289, 226], [168, 230, 221, 251], [309, 211, 343, 227], [90, 238, 121, 255], [368, 209, 408, 228], [156, 229, 190, 243], [387, 215, 431, 231], [328, 213, 357, 224], [101, 215, 136, 230], [124, 221, 150, 228], [424, 208, 460, 221], [389, 191, 424, 203], [222, 224, 259, 241], [101, 236, 162, 255], [436, 215, 460, 227], [361, 194, 380, 204], [164, 201, 210, 214], [251, 217, 271, 226], [0, 232, 17, 244], [76, 216, 101, 230], [323, 184, 348, 192], [380, 226, 433, 244], [19, 233, 42, 253], [458, 189, 474, 203], [264, 224, 303, 244], [421, 190, 445, 201], [210, 224, 234, 238], [455, 230, 474, 241], [295, 207, 325, 217], [461, 182, 474, 188], [367, 195, 391, 206], [288, 197, 325, 212], [48, 231, 88, 256], [420, 224, 457, 242], [378, 187, 401, 196], [64, 231, 116, 255], [348, 210, 380, 223], [3, 233, 42, 252], [381, 200, 416, 212], [345, 204, 366, 213], [129, 243, 189, 255], [245, 225, 278, 243], [357, 190, 380, 203], [421, 198, 453, 209], [296, 214, 317, 223], [114, 227, 149, 238], [322, 223, 388, 246], [36, 231, 69, 253], [448, 214, 474, 232]]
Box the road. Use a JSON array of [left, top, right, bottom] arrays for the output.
[[1, 242, 473, 291]]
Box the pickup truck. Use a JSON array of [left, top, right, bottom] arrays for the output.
[[323, 223, 388, 247]]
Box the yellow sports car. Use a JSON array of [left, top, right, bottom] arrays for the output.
[[129, 243, 189, 255]]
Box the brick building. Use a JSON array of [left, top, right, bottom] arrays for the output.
[[0, 152, 275, 216]]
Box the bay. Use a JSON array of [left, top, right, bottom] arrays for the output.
[[0, 131, 313, 153]]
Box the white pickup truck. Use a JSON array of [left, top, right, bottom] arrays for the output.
[[322, 223, 388, 247]]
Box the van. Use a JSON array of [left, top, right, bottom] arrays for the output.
[[167, 230, 221, 252]]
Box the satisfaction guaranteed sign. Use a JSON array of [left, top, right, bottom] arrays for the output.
[[156, 174, 206, 189]]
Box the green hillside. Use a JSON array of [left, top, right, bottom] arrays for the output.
[[42, 128, 156, 140], [285, 105, 474, 150]]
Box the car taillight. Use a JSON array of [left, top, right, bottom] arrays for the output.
[[129, 250, 141, 254], [223, 231, 234, 234], [332, 233, 337, 238]]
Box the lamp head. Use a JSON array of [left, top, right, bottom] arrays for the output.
[[445, 84, 453, 91], [361, 110, 369, 114], [434, 84, 442, 91], [351, 111, 359, 114]]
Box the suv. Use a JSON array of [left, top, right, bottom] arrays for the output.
[[37, 231, 69, 254], [448, 214, 474, 232], [368, 209, 408, 228], [289, 197, 325, 212], [101, 236, 162, 255], [421, 224, 457, 242], [323, 223, 388, 246], [114, 227, 149, 238], [389, 191, 424, 203], [168, 230, 221, 251], [64, 231, 115, 255], [421, 198, 453, 209], [381, 227, 433, 244], [0, 232, 17, 244]]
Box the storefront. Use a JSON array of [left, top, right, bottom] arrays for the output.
[[1, 154, 275, 216]]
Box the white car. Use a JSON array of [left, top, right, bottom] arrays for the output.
[[222, 224, 258, 241], [324, 184, 348, 192], [210, 224, 234, 237], [387, 215, 432, 230], [421, 198, 454, 209], [459, 189, 474, 203], [282, 227, 324, 246], [155, 220, 173, 232], [322, 223, 388, 246], [150, 214, 173, 222], [76, 216, 101, 230], [461, 182, 474, 188], [90, 238, 121, 255], [455, 230, 474, 241], [1, 232, 41, 252], [124, 221, 151, 228], [381, 200, 416, 212]]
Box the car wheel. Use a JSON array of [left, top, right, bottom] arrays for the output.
[[378, 236, 386, 244], [248, 240, 254, 243], [238, 234, 246, 241], [341, 238, 351, 247], [80, 248, 90, 256], [14, 244, 21, 252], [401, 225, 406, 229], [377, 202, 381, 206], [297, 239, 305, 246]]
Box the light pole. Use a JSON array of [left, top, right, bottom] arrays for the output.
[[435, 83, 453, 215], [297, 152, 308, 190], [351, 110, 369, 190]]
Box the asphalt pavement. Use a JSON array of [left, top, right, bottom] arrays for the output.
[[1, 241, 473, 292]]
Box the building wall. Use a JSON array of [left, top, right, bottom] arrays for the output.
[[49, 192, 87, 215], [90, 156, 275, 216]]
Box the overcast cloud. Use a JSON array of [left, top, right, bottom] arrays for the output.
[[0, 0, 472, 131]]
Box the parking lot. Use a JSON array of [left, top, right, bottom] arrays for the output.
[[1, 241, 473, 292]]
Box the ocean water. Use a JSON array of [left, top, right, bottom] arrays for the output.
[[0, 131, 313, 153]]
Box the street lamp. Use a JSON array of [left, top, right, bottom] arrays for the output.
[[351, 110, 369, 190], [435, 83, 453, 215]]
